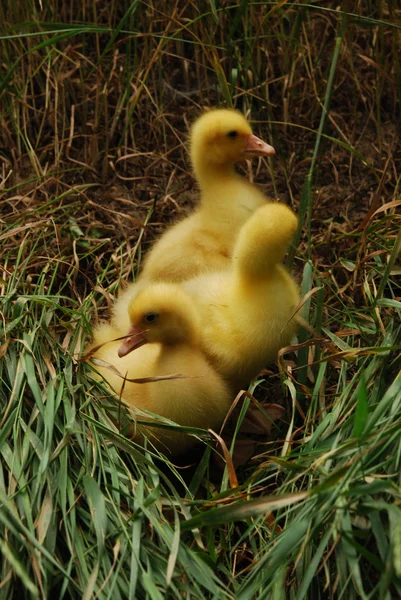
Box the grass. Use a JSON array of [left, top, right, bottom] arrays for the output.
[[1, 1, 401, 598]]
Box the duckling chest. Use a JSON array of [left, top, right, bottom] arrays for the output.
[[201, 180, 266, 227]]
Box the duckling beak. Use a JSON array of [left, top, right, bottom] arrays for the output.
[[244, 134, 275, 157], [118, 325, 147, 357]]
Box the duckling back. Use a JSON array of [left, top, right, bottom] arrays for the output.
[[184, 267, 299, 388]]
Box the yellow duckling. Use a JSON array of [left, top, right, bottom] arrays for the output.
[[119, 202, 299, 390], [182, 202, 300, 388], [87, 284, 232, 454], [111, 109, 275, 333], [139, 109, 275, 283]]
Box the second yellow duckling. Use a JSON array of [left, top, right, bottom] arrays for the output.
[[87, 284, 233, 454]]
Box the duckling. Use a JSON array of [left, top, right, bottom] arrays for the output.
[[87, 284, 233, 454], [111, 109, 275, 332], [139, 109, 275, 283], [181, 202, 300, 388]]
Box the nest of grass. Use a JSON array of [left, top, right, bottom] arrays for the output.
[[1, 2, 401, 598]]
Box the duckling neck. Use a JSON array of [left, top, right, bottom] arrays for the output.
[[162, 307, 202, 349], [193, 160, 237, 194], [193, 159, 251, 224], [164, 327, 200, 349]]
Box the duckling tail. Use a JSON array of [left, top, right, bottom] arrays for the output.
[[234, 203, 298, 278]]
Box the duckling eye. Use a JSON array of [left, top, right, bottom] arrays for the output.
[[227, 130, 238, 139], [144, 313, 159, 323]]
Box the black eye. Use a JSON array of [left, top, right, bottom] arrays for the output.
[[144, 313, 158, 323], [227, 130, 238, 139]]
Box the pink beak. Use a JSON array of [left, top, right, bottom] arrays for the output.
[[118, 325, 147, 357], [245, 134, 275, 157]]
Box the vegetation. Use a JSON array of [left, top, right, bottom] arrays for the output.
[[1, 1, 401, 598]]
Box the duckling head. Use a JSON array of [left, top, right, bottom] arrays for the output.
[[118, 283, 200, 357], [190, 109, 275, 169]]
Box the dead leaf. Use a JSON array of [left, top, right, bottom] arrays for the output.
[[209, 429, 239, 489], [0, 339, 10, 359]]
